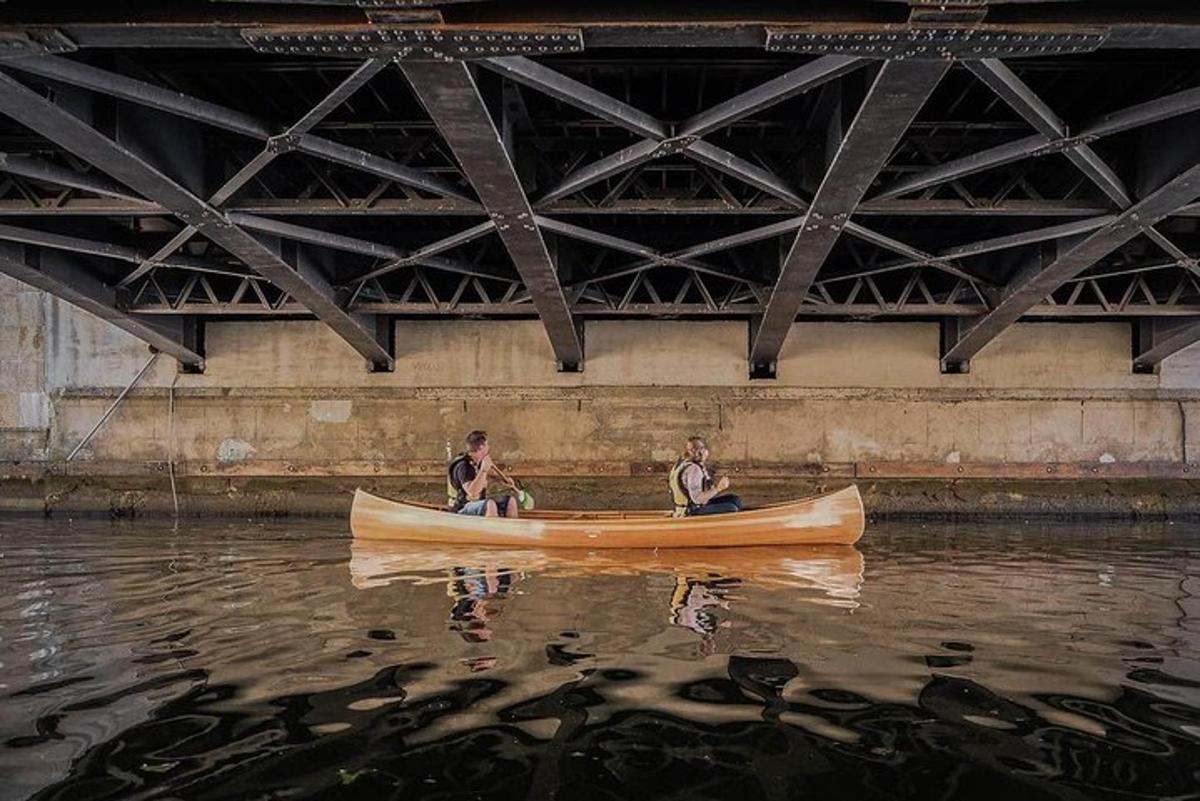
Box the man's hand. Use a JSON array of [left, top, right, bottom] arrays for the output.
[[716, 476, 731, 492], [479, 455, 493, 473]]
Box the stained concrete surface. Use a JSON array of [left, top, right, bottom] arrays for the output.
[[5, 281, 1200, 515]]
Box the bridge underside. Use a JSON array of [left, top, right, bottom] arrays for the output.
[[2, 1, 1200, 375]]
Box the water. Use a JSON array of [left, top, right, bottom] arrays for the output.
[[1, 518, 1198, 801]]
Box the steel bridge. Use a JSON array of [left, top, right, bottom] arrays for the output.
[[1, 1, 1200, 376]]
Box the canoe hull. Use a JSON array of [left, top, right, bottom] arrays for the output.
[[350, 486, 865, 548]]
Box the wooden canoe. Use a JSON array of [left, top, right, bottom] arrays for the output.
[[349, 485, 864, 548]]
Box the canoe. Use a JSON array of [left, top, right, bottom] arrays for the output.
[[349, 485, 864, 548]]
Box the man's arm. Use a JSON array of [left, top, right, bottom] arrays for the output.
[[684, 464, 729, 505], [457, 459, 490, 501]]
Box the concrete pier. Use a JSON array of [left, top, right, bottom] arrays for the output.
[[6, 276, 1200, 516]]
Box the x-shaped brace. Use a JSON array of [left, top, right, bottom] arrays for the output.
[[965, 58, 1200, 278], [120, 58, 393, 288], [490, 56, 978, 283]]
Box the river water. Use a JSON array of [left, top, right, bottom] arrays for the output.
[[1, 518, 1197, 801]]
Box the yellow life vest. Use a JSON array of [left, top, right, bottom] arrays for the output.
[[446, 454, 473, 509], [668, 458, 711, 517]]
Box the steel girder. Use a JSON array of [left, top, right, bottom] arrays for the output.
[[942, 119, 1200, 370], [400, 59, 583, 368], [0, 241, 204, 368], [0, 69, 396, 370], [0, 8, 1197, 370], [1134, 319, 1200, 371], [750, 59, 951, 373]]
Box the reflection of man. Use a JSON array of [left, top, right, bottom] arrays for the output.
[[447, 567, 519, 644], [669, 574, 740, 636]]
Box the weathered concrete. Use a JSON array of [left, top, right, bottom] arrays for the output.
[[5, 283, 1200, 515], [31, 316, 1188, 391], [6, 474, 1200, 520], [0, 274, 48, 459]]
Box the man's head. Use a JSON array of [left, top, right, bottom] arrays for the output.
[[466, 430, 490, 460], [685, 436, 709, 463]]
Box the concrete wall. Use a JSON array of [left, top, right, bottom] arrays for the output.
[[5, 282, 1200, 476], [34, 315, 1198, 391], [0, 275, 49, 459]]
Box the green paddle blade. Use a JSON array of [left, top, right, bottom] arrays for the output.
[[519, 490, 535, 511]]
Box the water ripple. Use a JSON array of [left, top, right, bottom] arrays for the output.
[[0, 519, 1197, 800]]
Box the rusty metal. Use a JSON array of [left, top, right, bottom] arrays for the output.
[[765, 26, 1108, 59], [9, 458, 1200, 481], [243, 26, 584, 59], [855, 461, 1198, 479]]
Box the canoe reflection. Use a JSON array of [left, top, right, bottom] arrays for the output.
[[350, 543, 866, 635]]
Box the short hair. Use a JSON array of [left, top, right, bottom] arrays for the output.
[[465, 430, 488, 451], [685, 436, 707, 455]]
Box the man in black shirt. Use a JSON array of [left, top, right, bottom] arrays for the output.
[[447, 430, 518, 518]]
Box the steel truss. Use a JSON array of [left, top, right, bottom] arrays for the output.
[[0, 1, 1197, 373]]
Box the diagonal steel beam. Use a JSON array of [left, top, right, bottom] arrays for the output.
[[679, 56, 864, 139], [875, 84, 1200, 201], [565, 217, 805, 290], [967, 61, 1200, 280], [873, 133, 1047, 201], [535, 140, 660, 207], [484, 56, 668, 140], [501, 56, 934, 259], [497, 56, 977, 279], [0, 241, 203, 368], [227, 212, 502, 283], [1133, 318, 1200, 370], [750, 59, 952, 370], [943, 160, 1200, 369], [685, 141, 808, 207], [0, 220, 263, 280], [353, 222, 500, 283], [939, 215, 1117, 261], [535, 215, 751, 284], [400, 60, 582, 367], [0, 69, 395, 370], [508, 56, 859, 207], [6, 55, 469, 201], [965, 59, 1131, 206], [0, 152, 142, 201], [962, 58, 1200, 278], [119, 57, 394, 288]]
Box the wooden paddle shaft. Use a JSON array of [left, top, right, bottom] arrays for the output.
[[488, 463, 517, 487]]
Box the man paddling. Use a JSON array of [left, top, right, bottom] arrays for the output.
[[447, 430, 519, 518], [668, 436, 743, 517]]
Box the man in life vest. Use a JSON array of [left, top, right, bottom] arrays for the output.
[[447, 430, 518, 518], [668, 436, 744, 517]]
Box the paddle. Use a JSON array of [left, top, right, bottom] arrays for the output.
[[489, 463, 535, 511]]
